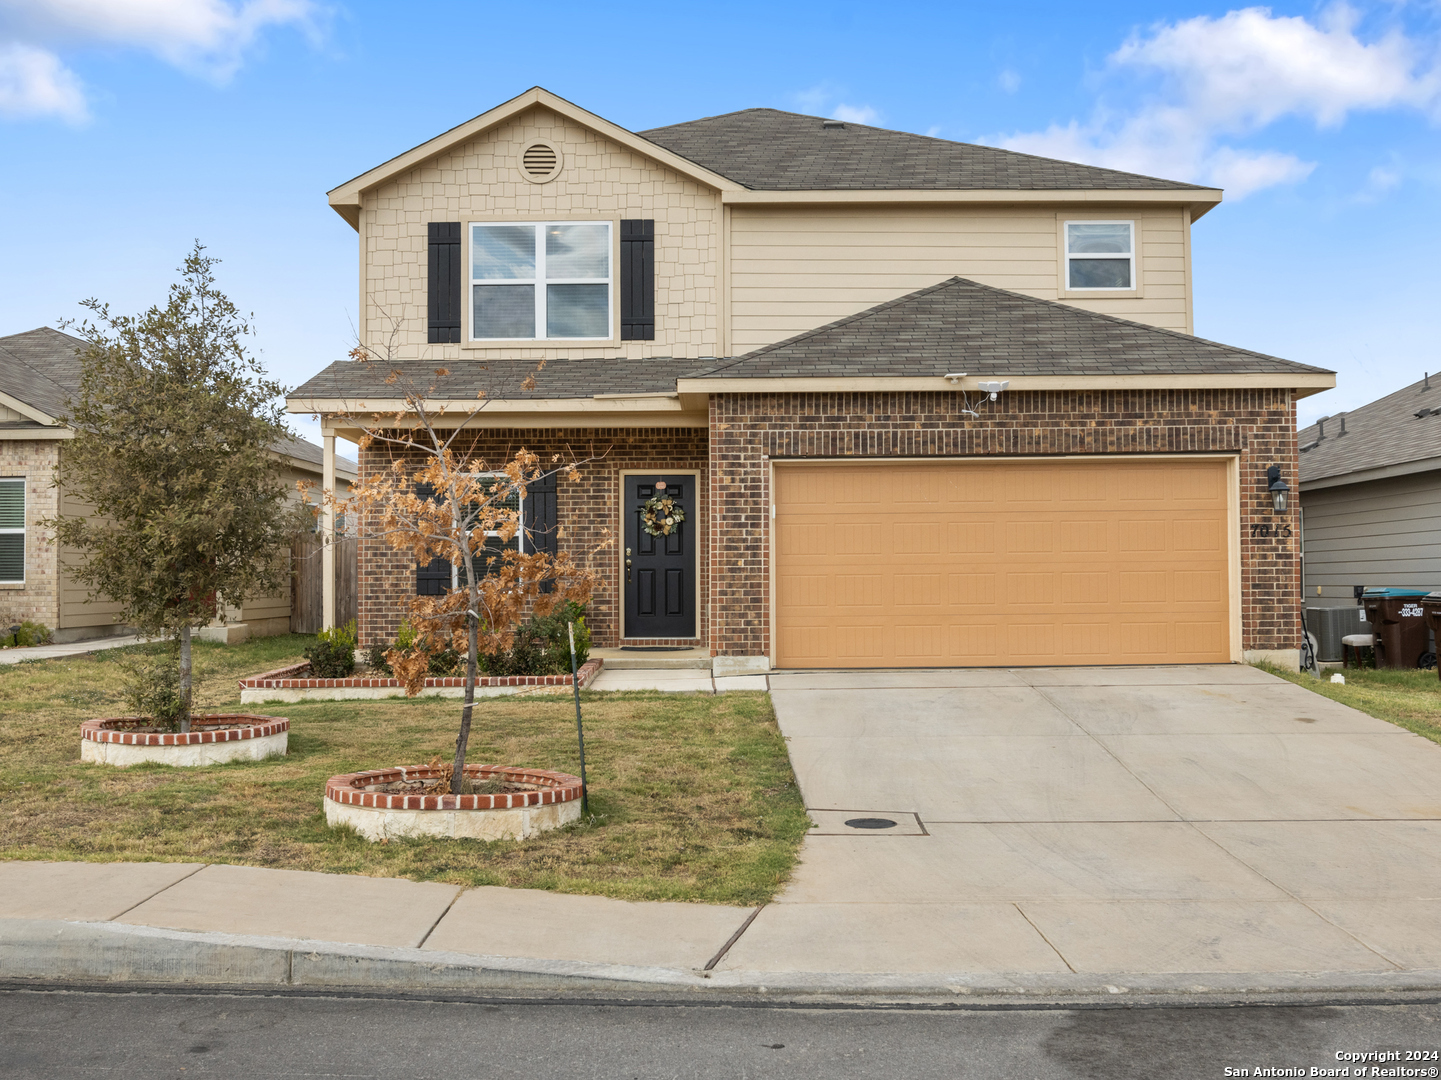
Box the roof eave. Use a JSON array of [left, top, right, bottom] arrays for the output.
[[678, 372, 1335, 396], [326, 87, 746, 227], [1302, 454, 1441, 491], [719, 187, 1224, 210]]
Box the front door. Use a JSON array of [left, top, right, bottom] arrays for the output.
[[624, 474, 696, 639]]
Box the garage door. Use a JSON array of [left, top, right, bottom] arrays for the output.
[[774, 459, 1232, 668]]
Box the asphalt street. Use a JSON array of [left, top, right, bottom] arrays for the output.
[[4, 988, 1441, 1079]]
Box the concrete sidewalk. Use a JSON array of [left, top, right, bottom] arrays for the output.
[[0, 634, 144, 664]]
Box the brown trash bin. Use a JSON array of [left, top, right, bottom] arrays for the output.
[[1362, 589, 1432, 669], [1421, 592, 1441, 680]]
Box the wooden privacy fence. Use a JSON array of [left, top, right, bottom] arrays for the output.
[[291, 536, 358, 634]]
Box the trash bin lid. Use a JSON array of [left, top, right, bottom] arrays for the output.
[[1362, 587, 1435, 598]]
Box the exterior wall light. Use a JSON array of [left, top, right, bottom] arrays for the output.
[[976, 380, 1010, 402], [1267, 465, 1290, 513]]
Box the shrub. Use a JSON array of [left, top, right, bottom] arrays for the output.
[[119, 640, 186, 730], [2, 620, 53, 648], [305, 619, 356, 678], [480, 602, 589, 677]]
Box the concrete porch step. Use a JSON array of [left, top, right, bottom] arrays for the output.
[[591, 647, 712, 670]]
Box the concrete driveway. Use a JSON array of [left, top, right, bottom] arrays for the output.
[[718, 664, 1441, 977]]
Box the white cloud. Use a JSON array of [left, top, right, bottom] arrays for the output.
[[0, 41, 85, 120], [997, 68, 1021, 94], [832, 103, 878, 124], [792, 84, 879, 125], [993, 5, 1441, 198], [0, 0, 321, 121]]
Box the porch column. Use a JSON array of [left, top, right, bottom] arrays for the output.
[[322, 432, 336, 631]]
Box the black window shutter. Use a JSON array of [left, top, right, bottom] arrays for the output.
[[620, 219, 655, 341], [524, 470, 559, 593], [413, 482, 449, 594], [427, 222, 462, 344]]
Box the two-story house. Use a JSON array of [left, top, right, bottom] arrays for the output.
[[288, 87, 1334, 673]]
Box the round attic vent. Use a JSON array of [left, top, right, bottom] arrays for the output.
[[520, 141, 562, 183]]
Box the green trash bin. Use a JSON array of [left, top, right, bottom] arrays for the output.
[[1421, 592, 1441, 680], [1362, 588, 1433, 669]]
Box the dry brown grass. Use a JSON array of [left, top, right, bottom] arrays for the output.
[[0, 636, 807, 904]]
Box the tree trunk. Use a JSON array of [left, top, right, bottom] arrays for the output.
[[451, 585, 480, 796], [178, 624, 193, 734]]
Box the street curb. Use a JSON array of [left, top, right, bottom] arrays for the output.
[[7, 918, 1441, 1005]]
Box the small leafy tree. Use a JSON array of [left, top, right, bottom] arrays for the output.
[[328, 326, 604, 795], [49, 244, 292, 731]]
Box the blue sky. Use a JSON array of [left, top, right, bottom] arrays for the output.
[[2, 0, 1439, 445]]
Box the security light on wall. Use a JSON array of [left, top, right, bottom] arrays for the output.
[[976, 380, 1010, 401], [1267, 465, 1291, 514]]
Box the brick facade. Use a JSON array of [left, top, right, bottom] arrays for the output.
[[708, 388, 1301, 659], [356, 427, 707, 650], [0, 440, 60, 630], [355, 390, 1302, 663]]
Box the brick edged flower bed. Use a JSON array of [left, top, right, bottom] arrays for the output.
[[80, 714, 289, 767], [239, 658, 603, 704], [325, 764, 584, 842]]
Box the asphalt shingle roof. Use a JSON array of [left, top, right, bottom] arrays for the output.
[[1299, 377, 1441, 485], [0, 326, 342, 469], [0, 326, 87, 419], [289, 357, 714, 403], [290, 280, 1327, 401], [639, 109, 1202, 192], [691, 277, 1330, 380]]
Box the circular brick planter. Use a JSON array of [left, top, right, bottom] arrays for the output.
[[80, 715, 289, 767], [324, 764, 584, 842]]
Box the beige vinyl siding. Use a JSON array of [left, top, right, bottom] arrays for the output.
[[729, 205, 1190, 350], [57, 484, 125, 630], [0, 402, 29, 422], [1302, 471, 1441, 602]]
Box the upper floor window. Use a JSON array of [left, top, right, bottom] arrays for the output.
[[1065, 221, 1134, 291], [471, 222, 611, 340], [0, 478, 24, 584]]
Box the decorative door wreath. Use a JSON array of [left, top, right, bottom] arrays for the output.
[[641, 493, 686, 537]]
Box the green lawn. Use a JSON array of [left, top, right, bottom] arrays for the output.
[[0, 635, 808, 905], [1257, 660, 1441, 746]]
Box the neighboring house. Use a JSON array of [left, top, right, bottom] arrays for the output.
[[1299, 376, 1441, 603], [288, 86, 1334, 672], [0, 326, 357, 643]]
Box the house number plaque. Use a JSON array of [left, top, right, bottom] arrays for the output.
[[1248, 523, 1293, 538]]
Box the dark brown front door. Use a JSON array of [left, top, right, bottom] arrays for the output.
[[624, 475, 695, 639]]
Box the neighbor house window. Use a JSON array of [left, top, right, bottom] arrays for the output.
[[0, 478, 23, 584], [471, 222, 612, 340], [1065, 221, 1134, 290]]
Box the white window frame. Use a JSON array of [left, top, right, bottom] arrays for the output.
[[1064, 220, 1135, 292], [0, 477, 23, 585], [452, 472, 525, 589], [469, 221, 613, 342]]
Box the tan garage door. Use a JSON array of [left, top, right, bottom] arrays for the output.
[[774, 459, 1232, 668]]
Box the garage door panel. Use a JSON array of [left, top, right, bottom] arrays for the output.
[[948, 572, 998, 607], [952, 623, 1000, 656], [949, 521, 996, 553], [1061, 572, 1109, 605], [775, 459, 1232, 669], [1060, 520, 1109, 552], [1062, 622, 1113, 658]]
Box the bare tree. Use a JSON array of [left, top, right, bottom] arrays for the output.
[[321, 321, 605, 794]]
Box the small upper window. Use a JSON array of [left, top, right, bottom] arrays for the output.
[[0, 478, 24, 584], [1065, 221, 1134, 291], [471, 221, 611, 340]]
